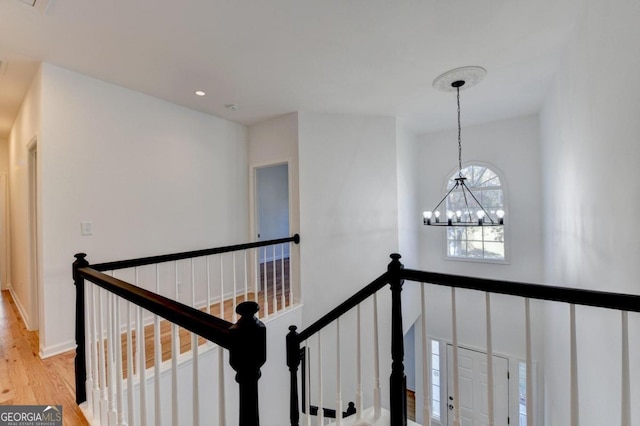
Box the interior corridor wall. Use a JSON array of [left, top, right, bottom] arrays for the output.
[[7, 67, 41, 327], [36, 64, 249, 356], [540, 1, 640, 424], [0, 138, 10, 290]]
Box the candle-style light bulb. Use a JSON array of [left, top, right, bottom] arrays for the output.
[[477, 210, 485, 225], [496, 209, 505, 225], [434, 210, 441, 223], [423, 211, 432, 225]]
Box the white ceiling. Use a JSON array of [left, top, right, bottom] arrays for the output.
[[0, 0, 578, 141]]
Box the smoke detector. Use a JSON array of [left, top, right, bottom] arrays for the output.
[[15, 0, 51, 14]]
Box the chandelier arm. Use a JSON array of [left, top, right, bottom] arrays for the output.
[[460, 180, 496, 225], [460, 183, 474, 223], [430, 181, 460, 213]]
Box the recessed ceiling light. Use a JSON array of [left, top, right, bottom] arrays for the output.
[[195, 90, 206, 96], [225, 104, 239, 111]]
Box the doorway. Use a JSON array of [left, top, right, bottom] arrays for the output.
[[446, 345, 509, 426], [255, 163, 290, 259]]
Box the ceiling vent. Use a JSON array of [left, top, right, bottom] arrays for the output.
[[15, 0, 51, 14]]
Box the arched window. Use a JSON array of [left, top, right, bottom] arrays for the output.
[[445, 163, 506, 261]]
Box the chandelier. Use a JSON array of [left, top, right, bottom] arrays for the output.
[[422, 66, 504, 227]]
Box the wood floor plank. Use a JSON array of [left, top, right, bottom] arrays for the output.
[[0, 290, 89, 425]]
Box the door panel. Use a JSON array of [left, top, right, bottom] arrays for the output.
[[447, 345, 509, 426]]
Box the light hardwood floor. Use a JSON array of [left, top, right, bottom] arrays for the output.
[[0, 289, 89, 425]]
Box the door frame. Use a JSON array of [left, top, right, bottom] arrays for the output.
[[27, 137, 41, 330], [249, 159, 292, 290]]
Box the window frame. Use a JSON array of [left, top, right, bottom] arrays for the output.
[[442, 161, 509, 264]]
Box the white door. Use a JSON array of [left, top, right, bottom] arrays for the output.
[[447, 345, 509, 426]]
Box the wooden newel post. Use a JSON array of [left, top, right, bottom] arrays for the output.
[[229, 301, 267, 426], [388, 253, 407, 426], [286, 325, 301, 426], [73, 253, 89, 405]]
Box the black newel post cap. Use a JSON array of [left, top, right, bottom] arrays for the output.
[[73, 253, 89, 282], [229, 301, 267, 375]]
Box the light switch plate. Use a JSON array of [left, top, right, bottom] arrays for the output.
[[81, 221, 93, 236]]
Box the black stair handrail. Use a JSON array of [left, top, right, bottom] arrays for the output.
[[287, 253, 640, 426], [90, 234, 300, 272], [73, 248, 272, 426]]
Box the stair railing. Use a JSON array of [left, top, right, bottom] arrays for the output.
[[73, 234, 299, 426], [287, 253, 640, 426]]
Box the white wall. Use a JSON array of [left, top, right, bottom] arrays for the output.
[[7, 66, 41, 327], [0, 138, 10, 291], [540, 1, 640, 424], [32, 64, 248, 356], [297, 112, 400, 326]]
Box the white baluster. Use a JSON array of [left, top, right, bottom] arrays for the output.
[[107, 292, 117, 426], [421, 285, 431, 426], [304, 345, 311, 426], [272, 245, 277, 314], [570, 304, 579, 426], [263, 247, 269, 319], [233, 253, 238, 323], [98, 288, 109, 425], [336, 318, 343, 426], [451, 288, 460, 426], [244, 250, 249, 304], [85, 281, 100, 419], [154, 264, 162, 426], [356, 304, 363, 421], [525, 298, 533, 426], [138, 306, 148, 426], [486, 293, 494, 426], [317, 332, 324, 426], [115, 296, 127, 426], [171, 323, 179, 426], [220, 255, 225, 320], [373, 293, 381, 420], [206, 256, 212, 317], [175, 261, 180, 302], [191, 258, 200, 426], [126, 302, 135, 426], [218, 348, 226, 426], [83, 283, 94, 417], [172, 261, 180, 426], [254, 247, 259, 306], [621, 311, 630, 426], [281, 244, 285, 310], [288, 242, 293, 308]]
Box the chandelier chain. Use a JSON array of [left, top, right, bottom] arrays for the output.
[[457, 86, 463, 178]]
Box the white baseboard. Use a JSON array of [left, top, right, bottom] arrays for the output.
[[8, 286, 34, 330], [40, 340, 77, 359]]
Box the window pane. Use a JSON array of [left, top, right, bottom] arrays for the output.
[[448, 241, 467, 257], [467, 241, 483, 258], [483, 226, 504, 242], [447, 227, 465, 241], [484, 242, 504, 259], [466, 226, 483, 241]]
